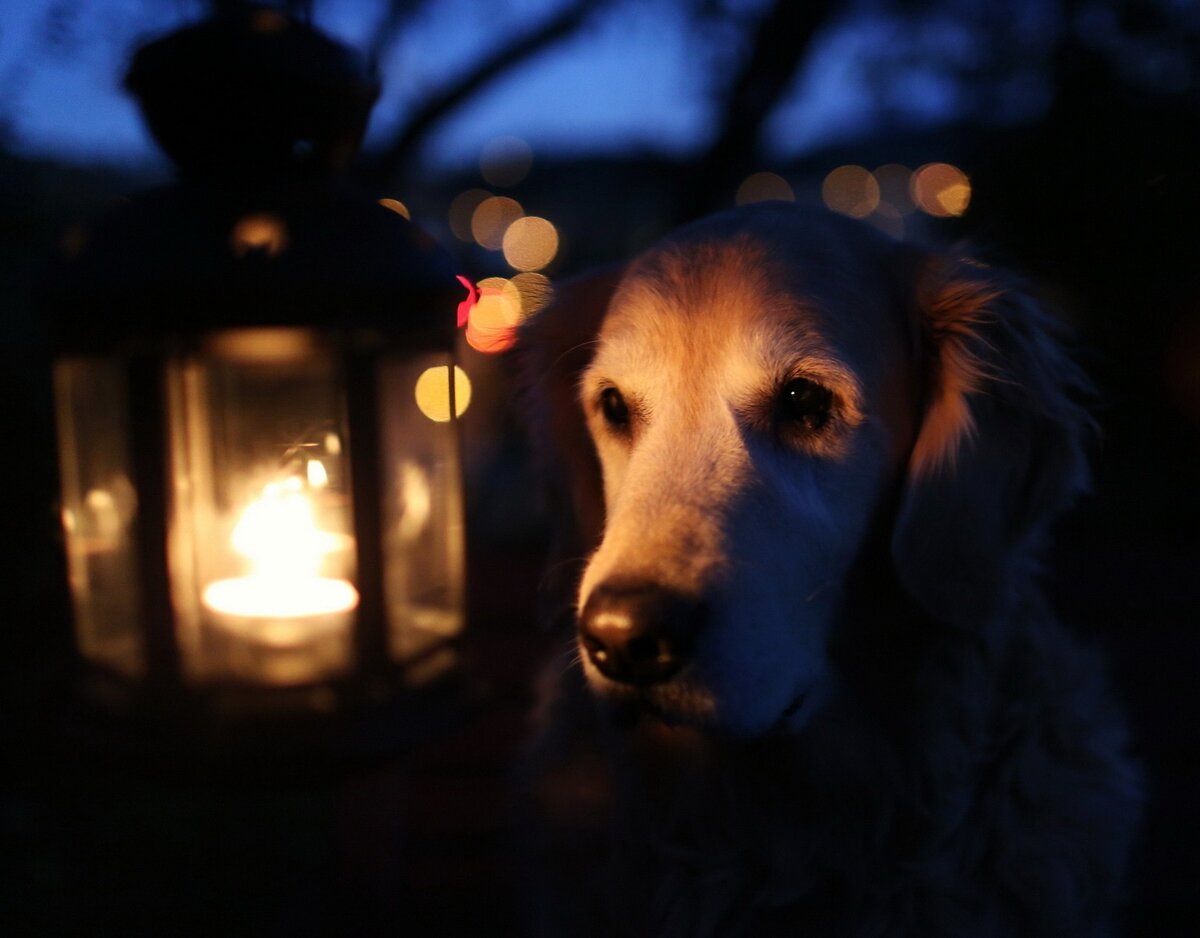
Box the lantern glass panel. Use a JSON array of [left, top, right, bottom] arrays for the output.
[[379, 354, 465, 670], [53, 358, 144, 678], [165, 330, 357, 686]]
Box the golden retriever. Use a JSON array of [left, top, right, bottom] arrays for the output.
[[515, 203, 1141, 937]]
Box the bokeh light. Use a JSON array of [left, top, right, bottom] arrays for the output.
[[911, 163, 972, 217], [511, 271, 554, 316], [251, 9, 287, 32], [872, 164, 915, 216], [377, 197, 411, 219], [466, 276, 522, 354], [448, 189, 492, 242], [480, 135, 534, 187], [821, 165, 880, 218], [414, 365, 472, 422], [502, 215, 559, 271], [230, 213, 288, 256], [471, 195, 524, 250], [735, 171, 794, 205]]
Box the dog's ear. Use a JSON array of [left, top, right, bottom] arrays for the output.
[[513, 265, 624, 629], [890, 254, 1093, 629]]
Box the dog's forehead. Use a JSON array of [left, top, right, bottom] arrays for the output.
[[598, 222, 902, 380]]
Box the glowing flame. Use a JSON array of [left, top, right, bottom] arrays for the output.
[[202, 478, 358, 622], [306, 459, 329, 488]]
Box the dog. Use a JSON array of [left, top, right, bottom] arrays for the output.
[[514, 203, 1141, 937]]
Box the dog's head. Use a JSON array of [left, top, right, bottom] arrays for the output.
[[518, 203, 1090, 737]]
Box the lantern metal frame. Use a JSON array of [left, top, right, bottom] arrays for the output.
[[42, 4, 472, 751]]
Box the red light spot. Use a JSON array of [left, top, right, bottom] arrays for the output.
[[456, 275, 477, 328]]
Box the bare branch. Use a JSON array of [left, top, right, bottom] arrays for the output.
[[364, 0, 434, 68], [672, 0, 840, 222], [356, 0, 609, 188]]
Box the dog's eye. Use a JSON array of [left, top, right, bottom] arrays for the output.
[[779, 377, 833, 432], [600, 386, 630, 430]]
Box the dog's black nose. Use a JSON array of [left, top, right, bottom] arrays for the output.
[[579, 581, 703, 685]]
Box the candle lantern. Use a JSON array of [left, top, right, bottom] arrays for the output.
[[43, 7, 467, 728]]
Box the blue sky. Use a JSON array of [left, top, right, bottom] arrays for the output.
[[0, 0, 944, 173]]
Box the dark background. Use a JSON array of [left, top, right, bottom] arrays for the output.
[[2, 1, 1198, 935]]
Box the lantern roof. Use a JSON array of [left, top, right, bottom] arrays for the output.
[[44, 6, 462, 354], [125, 4, 380, 178], [46, 178, 462, 353]]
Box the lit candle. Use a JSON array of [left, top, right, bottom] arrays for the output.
[[202, 474, 358, 646]]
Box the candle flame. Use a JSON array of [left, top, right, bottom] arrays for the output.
[[306, 458, 329, 488], [230, 482, 331, 577], [202, 480, 358, 620]]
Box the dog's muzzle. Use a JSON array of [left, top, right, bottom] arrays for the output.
[[578, 580, 705, 686]]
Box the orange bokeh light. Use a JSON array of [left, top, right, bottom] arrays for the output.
[[736, 171, 794, 205], [465, 277, 522, 354], [230, 213, 288, 257], [502, 216, 559, 271], [911, 163, 972, 217], [821, 165, 880, 218], [378, 198, 411, 219], [448, 189, 492, 242], [471, 196, 524, 250]]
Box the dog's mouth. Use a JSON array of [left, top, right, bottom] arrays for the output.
[[596, 679, 810, 737]]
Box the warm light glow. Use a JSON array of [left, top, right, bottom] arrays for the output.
[[512, 271, 553, 316], [449, 189, 492, 242], [83, 488, 122, 540], [735, 171, 794, 205], [306, 459, 329, 488], [911, 163, 972, 217], [378, 197, 411, 219], [230, 213, 288, 257], [873, 164, 915, 216], [466, 277, 522, 353], [502, 215, 559, 271], [480, 135, 533, 187], [477, 276, 523, 312], [251, 9, 287, 32], [821, 165, 880, 218], [205, 328, 318, 362], [396, 461, 432, 542], [414, 365, 472, 422], [471, 196, 524, 250], [202, 479, 358, 623]]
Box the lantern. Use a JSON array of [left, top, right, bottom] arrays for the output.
[[43, 7, 467, 724]]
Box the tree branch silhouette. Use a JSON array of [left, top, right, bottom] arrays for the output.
[[672, 0, 839, 222], [356, 0, 609, 189]]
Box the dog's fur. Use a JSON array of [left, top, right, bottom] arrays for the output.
[[515, 204, 1141, 937]]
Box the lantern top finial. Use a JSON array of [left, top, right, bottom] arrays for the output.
[[125, 4, 380, 178]]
